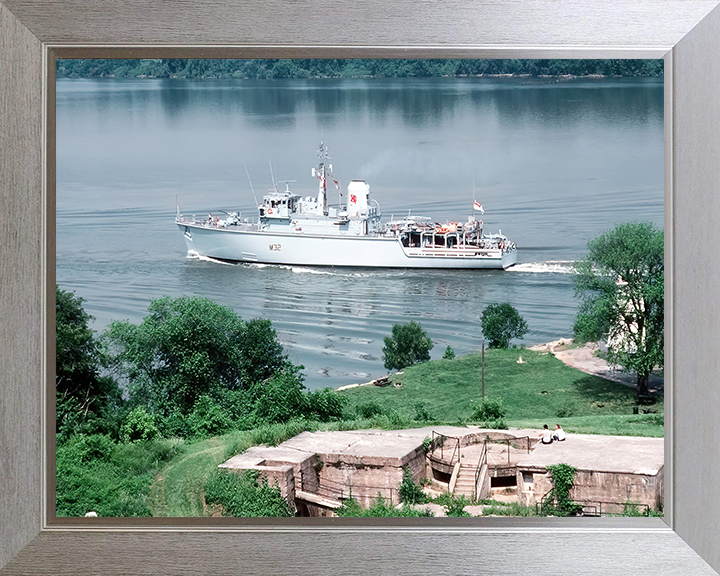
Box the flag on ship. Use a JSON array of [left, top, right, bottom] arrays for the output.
[[473, 199, 485, 214]]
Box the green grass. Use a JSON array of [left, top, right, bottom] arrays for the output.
[[145, 349, 663, 516], [340, 348, 663, 436], [148, 419, 374, 516]]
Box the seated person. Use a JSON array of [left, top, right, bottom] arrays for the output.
[[539, 424, 553, 444], [552, 424, 566, 442]]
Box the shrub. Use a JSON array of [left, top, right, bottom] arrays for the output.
[[56, 435, 181, 517], [119, 407, 160, 443], [443, 346, 456, 360], [337, 497, 434, 517], [398, 466, 427, 505], [471, 397, 506, 421], [250, 364, 308, 424], [59, 433, 116, 463], [204, 469, 292, 517], [480, 303, 529, 349], [305, 387, 348, 421], [413, 402, 434, 422], [434, 494, 471, 517], [158, 409, 191, 438], [543, 463, 583, 516], [382, 321, 434, 371], [187, 396, 233, 439], [356, 400, 384, 419]]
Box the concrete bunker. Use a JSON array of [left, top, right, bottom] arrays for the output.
[[219, 427, 663, 517]]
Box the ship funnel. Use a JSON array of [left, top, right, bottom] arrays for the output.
[[347, 180, 370, 217]]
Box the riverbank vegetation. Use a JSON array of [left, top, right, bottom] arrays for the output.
[[56, 58, 664, 80], [573, 222, 664, 398], [56, 282, 661, 517]]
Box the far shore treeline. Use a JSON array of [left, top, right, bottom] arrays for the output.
[[56, 58, 664, 80]]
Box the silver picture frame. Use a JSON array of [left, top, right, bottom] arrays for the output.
[[2, 1, 720, 573]]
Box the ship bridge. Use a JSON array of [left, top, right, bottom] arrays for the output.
[[259, 191, 301, 219]]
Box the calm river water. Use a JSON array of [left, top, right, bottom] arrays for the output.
[[56, 75, 663, 389]]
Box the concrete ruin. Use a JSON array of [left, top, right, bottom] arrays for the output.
[[219, 426, 664, 516], [515, 433, 664, 514]]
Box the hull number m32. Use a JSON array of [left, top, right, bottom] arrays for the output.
[[269, 244, 282, 252]]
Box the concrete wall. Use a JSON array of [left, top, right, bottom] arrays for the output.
[[264, 454, 319, 494], [317, 447, 426, 507], [518, 466, 664, 512]]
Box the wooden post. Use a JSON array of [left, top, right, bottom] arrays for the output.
[[481, 339, 485, 398]]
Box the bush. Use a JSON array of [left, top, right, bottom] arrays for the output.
[[305, 387, 348, 421], [59, 433, 116, 464], [480, 303, 529, 349], [398, 466, 427, 505], [119, 407, 160, 443], [250, 364, 308, 424], [56, 434, 182, 517], [433, 493, 471, 517], [187, 396, 233, 439], [413, 402, 434, 422], [337, 497, 434, 517], [442, 346, 456, 360], [356, 400, 384, 419], [158, 409, 191, 438], [542, 463, 583, 516], [204, 469, 292, 517], [382, 321, 434, 371], [471, 397, 506, 421]]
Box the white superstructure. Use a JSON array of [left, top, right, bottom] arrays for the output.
[[176, 142, 517, 269]]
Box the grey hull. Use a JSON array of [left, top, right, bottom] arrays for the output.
[[178, 223, 517, 269]]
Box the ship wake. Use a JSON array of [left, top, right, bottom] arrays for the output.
[[508, 261, 575, 274]]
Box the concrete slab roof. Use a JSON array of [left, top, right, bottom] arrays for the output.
[[220, 428, 663, 477], [221, 444, 312, 469], [516, 433, 664, 475], [277, 426, 529, 460]]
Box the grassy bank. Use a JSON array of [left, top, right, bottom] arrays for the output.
[[339, 348, 663, 436], [137, 348, 663, 517]]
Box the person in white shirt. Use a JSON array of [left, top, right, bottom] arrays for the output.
[[553, 424, 566, 442], [539, 424, 553, 444]]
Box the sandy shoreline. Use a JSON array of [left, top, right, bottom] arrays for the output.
[[530, 339, 664, 395]]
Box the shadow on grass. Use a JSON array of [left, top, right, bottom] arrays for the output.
[[570, 374, 657, 406]]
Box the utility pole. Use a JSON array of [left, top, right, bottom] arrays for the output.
[[481, 339, 485, 398]]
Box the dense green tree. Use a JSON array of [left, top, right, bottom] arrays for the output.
[[56, 285, 121, 436], [102, 296, 286, 416], [572, 222, 664, 398], [238, 317, 287, 387], [186, 396, 233, 439], [249, 363, 347, 424], [382, 321, 434, 371], [56, 58, 665, 80], [480, 303, 529, 349]]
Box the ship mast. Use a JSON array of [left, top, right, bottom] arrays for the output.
[[313, 140, 331, 216]]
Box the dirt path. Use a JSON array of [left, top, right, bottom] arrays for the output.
[[529, 339, 663, 396]]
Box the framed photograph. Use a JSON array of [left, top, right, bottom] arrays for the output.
[[2, 1, 720, 574]]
